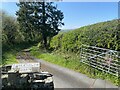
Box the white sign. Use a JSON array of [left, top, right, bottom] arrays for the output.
[[11, 63, 40, 73]]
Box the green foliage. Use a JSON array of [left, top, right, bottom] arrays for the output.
[[2, 51, 18, 65], [50, 19, 120, 51], [1, 10, 41, 65], [49, 19, 120, 86], [2, 11, 17, 44], [2, 40, 38, 65], [16, 2, 64, 47], [1, 10, 26, 46], [30, 46, 119, 86], [50, 32, 63, 50]]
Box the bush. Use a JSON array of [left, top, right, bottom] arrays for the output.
[[50, 19, 120, 52]]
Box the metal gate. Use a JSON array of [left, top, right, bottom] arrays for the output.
[[80, 44, 120, 76]]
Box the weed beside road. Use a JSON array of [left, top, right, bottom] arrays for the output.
[[2, 42, 38, 65], [2, 51, 18, 65]]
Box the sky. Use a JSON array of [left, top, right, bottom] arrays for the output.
[[0, 2, 118, 29]]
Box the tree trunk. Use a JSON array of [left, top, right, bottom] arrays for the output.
[[42, 1, 47, 48], [43, 35, 47, 48]]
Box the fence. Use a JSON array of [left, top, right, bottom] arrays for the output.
[[80, 44, 120, 76]]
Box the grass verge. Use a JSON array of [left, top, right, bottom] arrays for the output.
[[30, 46, 119, 86], [2, 51, 18, 65], [2, 41, 38, 65]]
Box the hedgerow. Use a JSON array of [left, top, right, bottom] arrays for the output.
[[50, 19, 120, 52]]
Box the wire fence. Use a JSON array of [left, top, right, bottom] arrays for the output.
[[80, 44, 120, 76]]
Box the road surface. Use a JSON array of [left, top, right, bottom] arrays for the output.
[[18, 57, 118, 88]]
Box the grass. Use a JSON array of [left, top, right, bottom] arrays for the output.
[[2, 51, 18, 65], [30, 46, 119, 86], [30, 46, 82, 71], [2, 41, 38, 66], [2, 43, 118, 85], [2, 49, 19, 65]]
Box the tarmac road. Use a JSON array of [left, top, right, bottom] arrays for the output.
[[1, 51, 118, 90], [18, 54, 118, 88], [34, 59, 118, 88]]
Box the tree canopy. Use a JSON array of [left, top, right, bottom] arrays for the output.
[[16, 2, 64, 48], [2, 11, 18, 45]]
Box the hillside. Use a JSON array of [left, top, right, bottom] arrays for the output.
[[50, 19, 120, 52], [30, 19, 120, 86]]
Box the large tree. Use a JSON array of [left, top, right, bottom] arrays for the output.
[[16, 2, 64, 47]]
